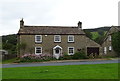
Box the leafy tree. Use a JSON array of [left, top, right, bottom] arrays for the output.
[[112, 32, 120, 57], [94, 35, 105, 44], [2, 34, 17, 54], [17, 42, 27, 55]]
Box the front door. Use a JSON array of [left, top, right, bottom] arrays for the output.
[[55, 48, 60, 55], [53, 45, 62, 59]]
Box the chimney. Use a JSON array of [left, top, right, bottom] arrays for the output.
[[78, 21, 82, 29], [20, 18, 24, 28]]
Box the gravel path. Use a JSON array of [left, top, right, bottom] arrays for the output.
[[2, 59, 119, 68]]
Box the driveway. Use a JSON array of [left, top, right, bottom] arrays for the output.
[[2, 59, 119, 68]]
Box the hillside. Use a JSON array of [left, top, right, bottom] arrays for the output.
[[84, 26, 111, 44], [84, 26, 110, 32]]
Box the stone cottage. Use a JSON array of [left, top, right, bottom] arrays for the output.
[[18, 19, 101, 59], [102, 26, 120, 56]]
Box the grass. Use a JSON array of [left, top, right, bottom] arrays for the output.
[[2, 63, 118, 79], [2, 58, 18, 64]]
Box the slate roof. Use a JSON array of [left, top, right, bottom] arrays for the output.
[[18, 26, 85, 35], [116, 26, 120, 31]]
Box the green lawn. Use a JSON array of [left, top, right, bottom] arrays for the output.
[[2, 58, 18, 64], [2, 63, 118, 79]]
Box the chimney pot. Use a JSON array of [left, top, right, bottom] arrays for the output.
[[78, 21, 82, 29], [20, 18, 24, 28]]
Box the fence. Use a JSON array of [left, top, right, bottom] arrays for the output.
[[2, 54, 17, 60]]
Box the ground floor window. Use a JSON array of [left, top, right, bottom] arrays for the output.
[[35, 47, 42, 55], [109, 46, 112, 51], [68, 47, 74, 55], [104, 47, 107, 54]]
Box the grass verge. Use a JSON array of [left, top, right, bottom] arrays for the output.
[[2, 63, 118, 79]]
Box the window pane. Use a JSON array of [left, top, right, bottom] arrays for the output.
[[68, 47, 74, 55], [36, 47, 42, 54], [54, 35, 61, 42], [109, 46, 112, 51], [109, 35, 111, 41], [68, 35, 74, 42], [37, 36, 41, 41], [35, 35, 42, 43], [69, 48, 73, 53]]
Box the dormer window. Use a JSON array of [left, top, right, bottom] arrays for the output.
[[68, 35, 74, 42], [54, 35, 61, 42], [35, 35, 42, 43]]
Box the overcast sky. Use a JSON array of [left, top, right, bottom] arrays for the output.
[[0, 0, 119, 36]]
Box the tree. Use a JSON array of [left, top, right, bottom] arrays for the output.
[[112, 32, 120, 57], [84, 30, 92, 39], [2, 34, 17, 54], [17, 42, 27, 55]]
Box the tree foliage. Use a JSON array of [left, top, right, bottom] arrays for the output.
[[2, 34, 17, 54], [84, 30, 92, 39], [112, 32, 120, 57]]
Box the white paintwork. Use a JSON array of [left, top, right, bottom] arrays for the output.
[[35, 47, 42, 55], [53, 45, 62, 59], [35, 35, 42, 43], [68, 35, 74, 42], [68, 47, 74, 55]]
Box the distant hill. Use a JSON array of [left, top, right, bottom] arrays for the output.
[[84, 26, 111, 32]]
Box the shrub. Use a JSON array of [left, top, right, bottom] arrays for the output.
[[59, 53, 73, 60], [72, 51, 88, 59], [20, 53, 53, 62]]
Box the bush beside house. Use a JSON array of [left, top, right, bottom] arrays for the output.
[[20, 51, 89, 62]]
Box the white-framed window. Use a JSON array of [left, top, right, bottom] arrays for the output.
[[104, 47, 107, 54], [109, 46, 112, 51], [35, 35, 42, 43], [68, 47, 74, 55], [109, 35, 111, 41], [35, 47, 42, 55], [68, 35, 74, 42], [54, 35, 61, 42]]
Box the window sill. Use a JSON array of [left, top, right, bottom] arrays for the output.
[[54, 41, 61, 43], [68, 42, 75, 43], [68, 54, 74, 55], [35, 42, 42, 44]]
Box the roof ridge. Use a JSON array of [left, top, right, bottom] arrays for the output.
[[24, 25, 77, 28]]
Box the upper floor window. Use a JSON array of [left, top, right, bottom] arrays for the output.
[[35, 47, 42, 55], [68, 47, 74, 55], [35, 35, 42, 43], [68, 35, 74, 42], [54, 35, 61, 42], [109, 35, 111, 41]]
